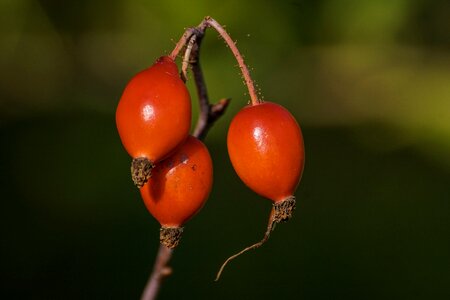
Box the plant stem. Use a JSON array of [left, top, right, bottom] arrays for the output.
[[140, 245, 173, 300], [170, 17, 260, 106], [189, 23, 231, 140], [180, 35, 196, 83], [169, 28, 196, 60], [204, 17, 260, 106]]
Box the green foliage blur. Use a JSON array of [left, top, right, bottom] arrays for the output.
[[1, 0, 449, 299]]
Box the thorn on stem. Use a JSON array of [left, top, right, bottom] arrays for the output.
[[160, 267, 172, 277]]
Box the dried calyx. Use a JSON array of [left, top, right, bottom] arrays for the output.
[[131, 157, 154, 188], [273, 196, 296, 223], [160, 227, 184, 249]]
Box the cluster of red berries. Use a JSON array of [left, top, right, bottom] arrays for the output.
[[115, 18, 305, 279]]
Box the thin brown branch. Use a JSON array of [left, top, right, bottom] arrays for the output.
[[169, 28, 196, 60], [190, 26, 230, 140], [180, 35, 196, 83], [141, 245, 173, 300], [170, 17, 259, 106]]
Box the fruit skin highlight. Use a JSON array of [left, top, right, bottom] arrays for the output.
[[116, 56, 192, 187], [227, 101, 304, 203], [140, 135, 213, 249]]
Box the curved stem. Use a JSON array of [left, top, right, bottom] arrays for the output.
[[215, 207, 276, 281], [215, 196, 296, 281], [204, 17, 260, 105], [180, 35, 196, 82], [169, 28, 196, 60], [170, 17, 260, 106]]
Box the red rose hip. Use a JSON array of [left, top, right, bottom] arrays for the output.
[[116, 56, 191, 188], [227, 101, 304, 203], [140, 135, 213, 248]]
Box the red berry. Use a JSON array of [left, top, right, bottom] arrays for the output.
[[116, 56, 191, 187], [227, 101, 304, 203], [140, 135, 213, 248]]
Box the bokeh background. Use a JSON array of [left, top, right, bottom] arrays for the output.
[[1, 0, 449, 299]]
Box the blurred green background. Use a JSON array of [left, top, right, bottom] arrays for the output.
[[1, 0, 449, 299]]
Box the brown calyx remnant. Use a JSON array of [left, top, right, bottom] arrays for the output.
[[131, 157, 154, 188], [215, 195, 297, 281], [273, 196, 296, 223], [160, 227, 184, 249]]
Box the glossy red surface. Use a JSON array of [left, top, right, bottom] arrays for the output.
[[116, 56, 191, 162], [140, 136, 213, 226], [227, 102, 304, 202]]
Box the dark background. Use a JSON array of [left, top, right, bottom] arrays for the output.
[[1, 0, 449, 299]]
